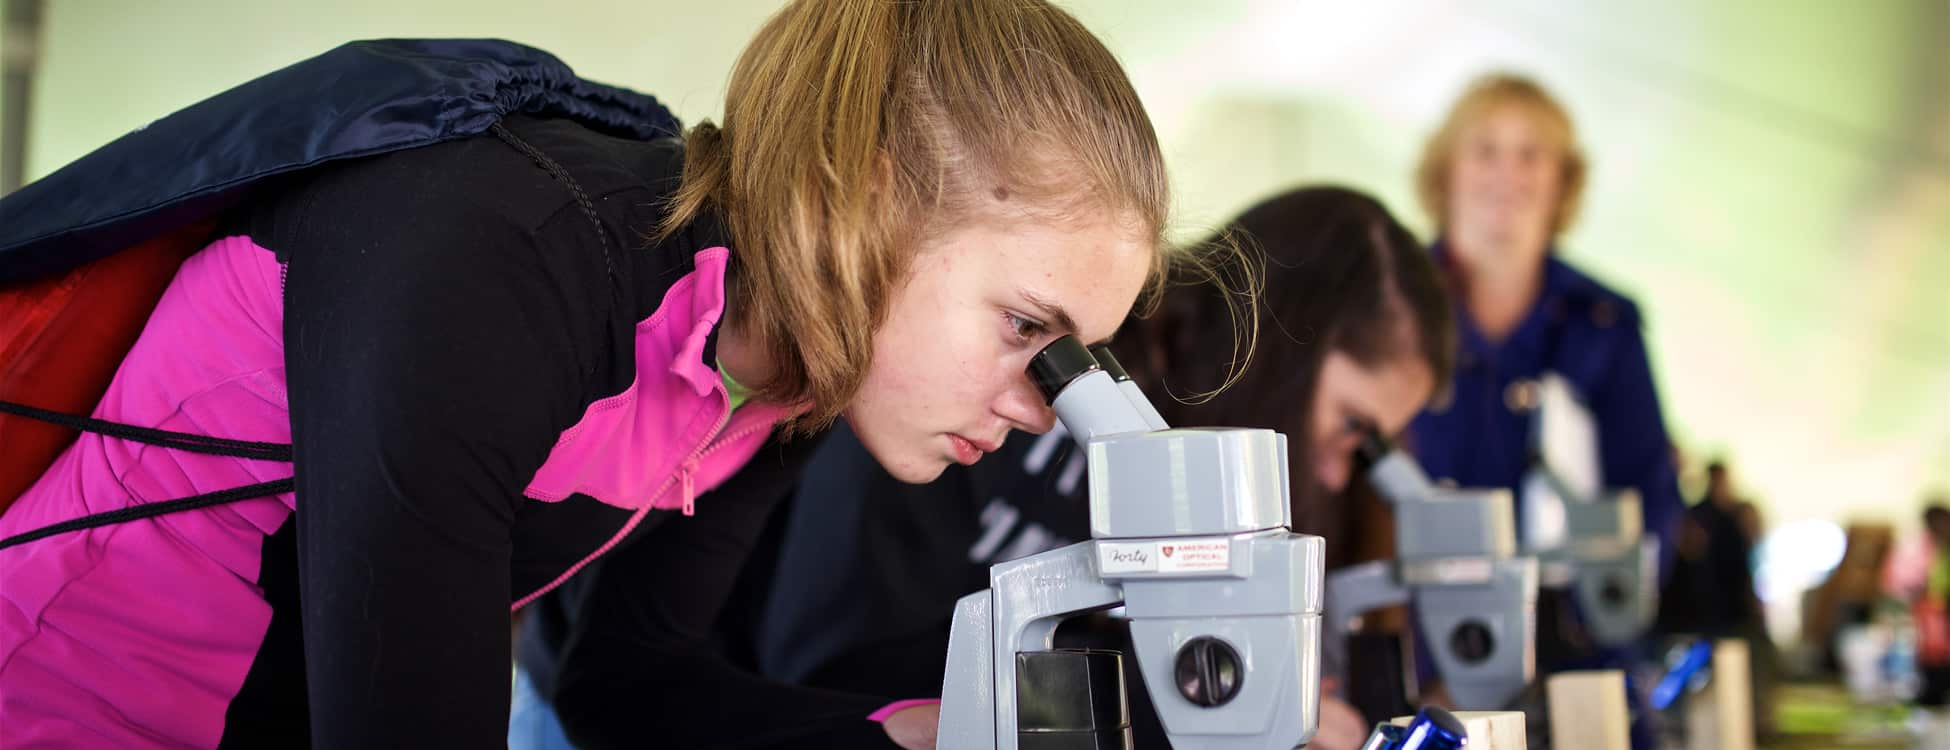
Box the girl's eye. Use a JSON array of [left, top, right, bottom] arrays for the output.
[[1006, 312, 1046, 343]]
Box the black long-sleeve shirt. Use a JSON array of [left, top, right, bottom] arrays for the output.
[[222, 115, 807, 746]]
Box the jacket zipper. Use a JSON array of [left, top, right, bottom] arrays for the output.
[[681, 413, 774, 515], [513, 389, 756, 610]]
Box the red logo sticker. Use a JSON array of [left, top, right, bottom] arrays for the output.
[[1162, 545, 1175, 557]]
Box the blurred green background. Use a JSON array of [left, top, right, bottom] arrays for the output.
[[2, 1, 1945, 617]]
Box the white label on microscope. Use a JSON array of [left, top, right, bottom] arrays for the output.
[[1426, 557, 1494, 584], [1157, 539, 1231, 573], [1098, 537, 1234, 575], [1098, 542, 1159, 574]]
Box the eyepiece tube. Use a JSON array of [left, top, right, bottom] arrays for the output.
[[1087, 344, 1168, 430], [1029, 336, 1102, 403], [1030, 337, 1152, 447], [1354, 424, 1435, 508], [1353, 425, 1394, 475]]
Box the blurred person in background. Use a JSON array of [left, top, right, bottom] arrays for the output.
[[1658, 460, 1777, 734], [1660, 461, 1763, 638], [1405, 72, 1684, 748], [1812, 523, 1898, 672], [1733, 501, 1763, 547], [1904, 504, 1950, 707]]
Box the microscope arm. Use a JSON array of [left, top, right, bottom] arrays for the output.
[[938, 542, 1123, 750], [1323, 561, 1412, 680]]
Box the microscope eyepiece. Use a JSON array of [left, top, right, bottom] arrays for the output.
[[1352, 421, 1393, 473], [1089, 343, 1170, 430], [1087, 344, 1132, 382], [1029, 336, 1102, 404]]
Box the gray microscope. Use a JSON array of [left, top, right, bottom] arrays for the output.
[[1322, 433, 1540, 712], [1321, 372, 1658, 720], [1517, 373, 1658, 648], [936, 337, 1327, 749]]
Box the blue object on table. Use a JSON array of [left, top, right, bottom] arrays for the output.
[[1361, 706, 1469, 750], [1649, 640, 1714, 711]]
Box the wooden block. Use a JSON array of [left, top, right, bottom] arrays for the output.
[[1390, 710, 1525, 750], [1687, 640, 1754, 750], [1546, 670, 1630, 750]]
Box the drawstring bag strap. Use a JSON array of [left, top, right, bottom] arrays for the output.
[[0, 399, 294, 550], [0, 399, 291, 461]]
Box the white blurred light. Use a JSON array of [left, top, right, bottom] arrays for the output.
[[1754, 519, 1848, 603]]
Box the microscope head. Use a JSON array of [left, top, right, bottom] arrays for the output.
[[1032, 336, 1291, 540], [1328, 424, 1538, 713], [1520, 373, 1660, 646]]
